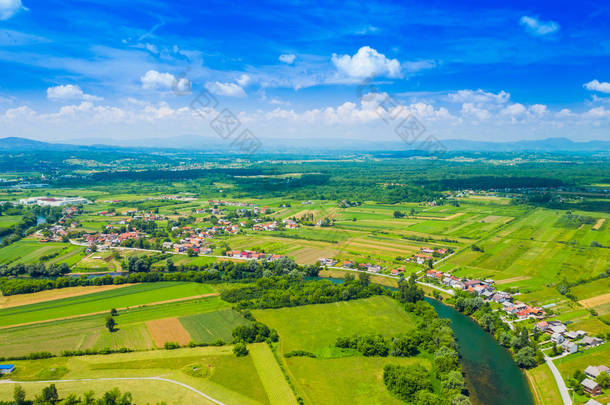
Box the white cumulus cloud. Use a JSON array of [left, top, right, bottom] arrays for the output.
[[584, 79, 610, 94], [236, 74, 251, 87], [332, 46, 401, 78], [461, 103, 490, 120], [47, 85, 102, 102], [519, 16, 560, 36], [204, 82, 246, 97], [501, 103, 527, 117], [140, 70, 191, 92], [0, 0, 26, 20], [279, 53, 296, 64]]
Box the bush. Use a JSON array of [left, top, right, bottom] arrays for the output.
[[164, 342, 180, 350], [284, 350, 316, 358], [233, 342, 248, 357]]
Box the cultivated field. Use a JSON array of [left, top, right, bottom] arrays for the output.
[[0, 282, 216, 328], [0, 294, 244, 356]]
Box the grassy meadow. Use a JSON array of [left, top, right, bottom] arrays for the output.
[[0, 346, 280, 405], [253, 296, 432, 405]]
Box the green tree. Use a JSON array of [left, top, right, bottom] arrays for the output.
[[60, 393, 80, 405], [597, 372, 610, 388], [434, 346, 459, 373], [233, 342, 248, 357], [514, 346, 537, 369], [41, 384, 59, 404], [110, 308, 118, 316], [13, 385, 26, 405], [83, 391, 95, 405], [105, 315, 116, 332]]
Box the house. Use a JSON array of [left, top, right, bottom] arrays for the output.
[[581, 336, 603, 348], [585, 365, 610, 380], [367, 265, 381, 273], [551, 333, 565, 344], [534, 321, 549, 332], [0, 365, 14, 374], [581, 378, 601, 396], [547, 322, 567, 335], [561, 341, 578, 354]]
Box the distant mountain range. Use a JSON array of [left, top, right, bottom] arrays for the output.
[[0, 136, 609, 153]]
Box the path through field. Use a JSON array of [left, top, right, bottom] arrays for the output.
[[0, 376, 226, 405]]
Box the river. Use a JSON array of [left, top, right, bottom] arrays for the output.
[[426, 298, 534, 405], [315, 276, 534, 404]]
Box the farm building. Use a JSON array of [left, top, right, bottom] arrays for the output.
[[581, 378, 601, 396], [0, 364, 14, 374]]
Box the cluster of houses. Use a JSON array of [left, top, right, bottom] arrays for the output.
[[535, 320, 603, 355], [253, 221, 278, 231], [84, 231, 143, 248], [165, 234, 213, 255], [341, 260, 383, 273], [501, 300, 545, 320], [39, 224, 69, 242], [208, 200, 270, 215], [425, 270, 515, 303], [225, 250, 286, 261], [251, 219, 299, 231], [408, 247, 450, 265], [580, 365, 609, 399]]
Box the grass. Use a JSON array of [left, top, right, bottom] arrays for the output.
[[253, 296, 416, 355], [253, 296, 430, 405], [555, 343, 610, 404], [249, 343, 299, 405], [0, 347, 271, 405], [526, 364, 563, 405], [285, 355, 429, 405], [0, 282, 215, 327], [0, 284, 132, 309], [0, 240, 83, 266], [179, 309, 250, 344], [0, 215, 23, 229]]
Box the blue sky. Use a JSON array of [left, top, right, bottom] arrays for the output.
[[0, 0, 609, 144]]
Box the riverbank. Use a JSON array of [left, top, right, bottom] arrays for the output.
[[318, 271, 535, 405]]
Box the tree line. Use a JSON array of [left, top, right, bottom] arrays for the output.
[[7, 384, 169, 405], [0, 258, 319, 296]]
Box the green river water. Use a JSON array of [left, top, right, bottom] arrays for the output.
[[427, 298, 535, 405]]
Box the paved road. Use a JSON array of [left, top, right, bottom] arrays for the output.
[[0, 376, 226, 405], [544, 355, 572, 405]]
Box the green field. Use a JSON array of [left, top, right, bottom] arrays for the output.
[[0, 240, 84, 267], [254, 296, 431, 405], [0, 282, 216, 327], [254, 295, 416, 355], [0, 346, 273, 405], [180, 309, 250, 344], [0, 295, 231, 356]]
